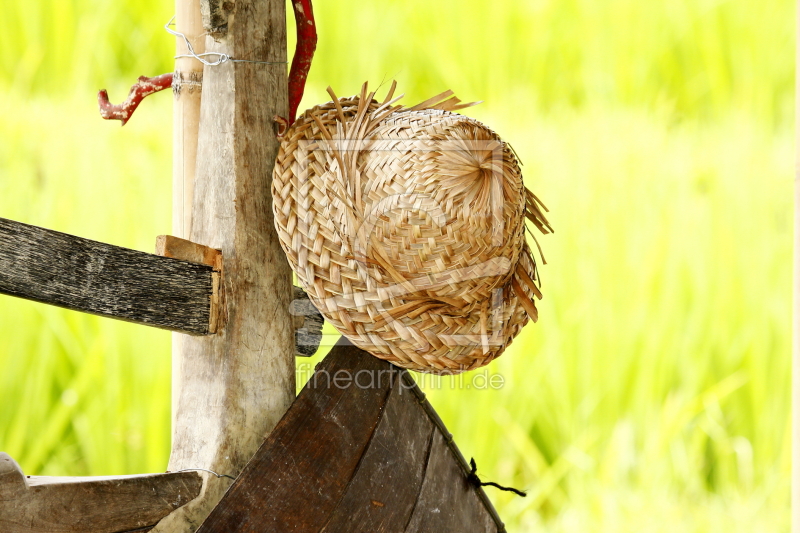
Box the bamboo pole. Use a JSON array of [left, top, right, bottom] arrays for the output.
[[170, 0, 205, 469], [172, 0, 204, 240], [153, 0, 294, 530]]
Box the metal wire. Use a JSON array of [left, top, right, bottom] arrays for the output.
[[165, 17, 287, 66]]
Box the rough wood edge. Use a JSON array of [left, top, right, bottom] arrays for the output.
[[156, 235, 222, 270], [400, 372, 508, 532], [156, 235, 224, 333], [200, 0, 231, 34]]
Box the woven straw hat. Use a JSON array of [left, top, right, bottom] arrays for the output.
[[273, 83, 551, 374]]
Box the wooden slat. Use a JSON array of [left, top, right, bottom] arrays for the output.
[[0, 217, 214, 335], [399, 372, 508, 531], [403, 431, 498, 533], [196, 342, 507, 533], [0, 453, 202, 533], [319, 371, 435, 532], [196, 341, 397, 532]]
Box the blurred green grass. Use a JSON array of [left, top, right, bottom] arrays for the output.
[[0, 1, 792, 531]]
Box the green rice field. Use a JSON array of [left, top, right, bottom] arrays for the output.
[[0, 1, 793, 531]]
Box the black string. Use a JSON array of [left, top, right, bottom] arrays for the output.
[[467, 458, 527, 497]]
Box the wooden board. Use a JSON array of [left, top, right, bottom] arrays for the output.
[[403, 431, 497, 533], [196, 341, 395, 532], [0, 453, 202, 533], [196, 342, 506, 533], [0, 217, 214, 335], [318, 368, 435, 532]]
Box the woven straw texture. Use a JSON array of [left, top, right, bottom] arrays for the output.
[[273, 83, 551, 374]]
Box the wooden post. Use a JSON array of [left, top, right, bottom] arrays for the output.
[[153, 0, 294, 530]]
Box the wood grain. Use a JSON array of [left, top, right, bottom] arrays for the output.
[[155, 234, 222, 333], [403, 430, 498, 533], [0, 453, 202, 533], [196, 342, 397, 533], [0, 217, 214, 335], [319, 367, 435, 532], [199, 0, 231, 33], [156, 235, 222, 271], [156, 235, 322, 354], [152, 0, 294, 530], [195, 343, 506, 533], [399, 372, 508, 531]]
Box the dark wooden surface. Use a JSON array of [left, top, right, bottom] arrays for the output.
[[197, 342, 396, 532], [200, 0, 231, 33], [319, 369, 435, 532], [404, 431, 497, 533], [0, 217, 214, 335], [0, 453, 202, 533], [197, 342, 504, 533]]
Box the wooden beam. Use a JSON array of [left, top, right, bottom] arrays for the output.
[[151, 0, 294, 529], [0, 453, 202, 533], [0, 217, 215, 335]]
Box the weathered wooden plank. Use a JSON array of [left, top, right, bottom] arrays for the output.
[[196, 341, 397, 533], [155, 234, 222, 333], [0, 453, 202, 533], [0, 217, 214, 335], [399, 372, 508, 532], [403, 430, 498, 533], [319, 370, 435, 532]]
